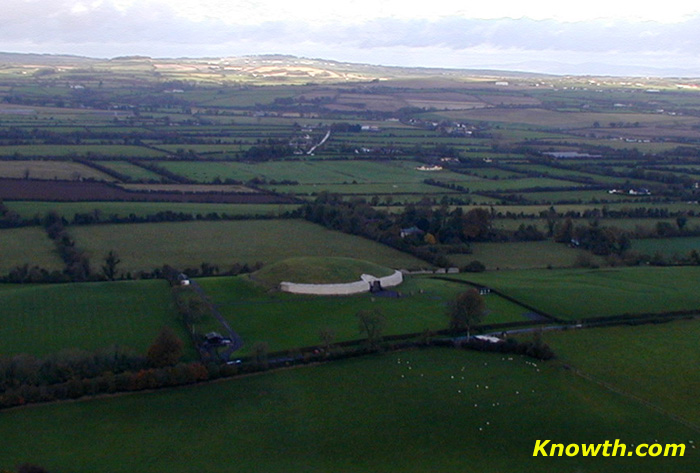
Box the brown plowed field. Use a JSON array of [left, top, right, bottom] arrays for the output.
[[0, 178, 295, 203]]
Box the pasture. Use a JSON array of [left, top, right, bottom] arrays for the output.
[[0, 144, 167, 158], [155, 159, 478, 185], [0, 348, 696, 473], [264, 182, 458, 195], [0, 227, 63, 274], [117, 183, 258, 193], [453, 266, 700, 320], [436, 107, 700, 129], [71, 219, 429, 273], [0, 160, 114, 181], [546, 318, 700, 424], [632, 236, 700, 257], [0, 279, 186, 358], [5, 201, 299, 220], [448, 241, 602, 270], [196, 275, 527, 355], [251, 256, 395, 288], [96, 161, 164, 181]]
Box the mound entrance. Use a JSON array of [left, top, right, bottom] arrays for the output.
[[251, 257, 403, 295]]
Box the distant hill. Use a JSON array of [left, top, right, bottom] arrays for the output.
[[0, 51, 553, 84], [1, 51, 695, 86]]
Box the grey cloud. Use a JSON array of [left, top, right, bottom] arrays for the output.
[[1, 0, 699, 70]]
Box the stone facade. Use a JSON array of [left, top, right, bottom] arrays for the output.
[[280, 270, 403, 296]]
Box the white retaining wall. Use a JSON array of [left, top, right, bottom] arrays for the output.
[[280, 270, 403, 296]]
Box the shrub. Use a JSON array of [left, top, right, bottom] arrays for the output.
[[462, 260, 486, 272]]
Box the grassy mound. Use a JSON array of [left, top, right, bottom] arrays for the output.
[[251, 256, 395, 289]]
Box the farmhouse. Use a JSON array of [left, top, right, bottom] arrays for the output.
[[608, 188, 651, 196], [400, 226, 425, 238]]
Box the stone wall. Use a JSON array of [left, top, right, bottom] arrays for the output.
[[280, 270, 403, 296]]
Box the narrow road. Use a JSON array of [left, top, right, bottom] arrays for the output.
[[189, 280, 244, 358], [307, 129, 331, 155]]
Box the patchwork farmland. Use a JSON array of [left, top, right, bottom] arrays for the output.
[[1, 54, 699, 473]]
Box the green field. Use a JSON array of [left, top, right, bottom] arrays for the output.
[[5, 201, 299, 220], [0, 160, 114, 181], [0, 348, 696, 473], [0, 144, 167, 158], [453, 266, 700, 320], [3, 55, 700, 473], [513, 189, 642, 204], [632, 236, 700, 257], [487, 202, 700, 217], [71, 219, 429, 273], [156, 159, 478, 185], [0, 279, 186, 357], [96, 161, 164, 181], [0, 227, 63, 274], [265, 182, 459, 195], [546, 318, 700, 424], [196, 275, 528, 355], [251, 256, 394, 288], [449, 241, 603, 270]]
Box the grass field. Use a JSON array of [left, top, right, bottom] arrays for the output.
[[155, 159, 477, 185], [117, 183, 258, 193], [5, 201, 299, 219], [95, 161, 164, 181], [71, 219, 429, 273], [437, 107, 700, 129], [0, 145, 167, 158], [487, 202, 700, 216], [545, 318, 700, 425], [251, 256, 395, 288], [0, 348, 696, 473], [453, 266, 700, 320], [632, 237, 700, 257], [513, 189, 643, 204], [0, 227, 63, 274], [264, 182, 459, 195], [0, 160, 115, 181], [195, 275, 528, 355], [0, 279, 188, 358], [448, 241, 603, 270]]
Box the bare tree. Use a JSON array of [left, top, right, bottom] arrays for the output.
[[101, 250, 121, 281], [319, 327, 336, 354], [357, 309, 386, 350]]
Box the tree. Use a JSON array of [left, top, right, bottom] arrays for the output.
[[252, 342, 269, 369], [101, 250, 121, 281], [553, 218, 574, 243], [447, 289, 486, 337], [676, 216, 688, 231], [461, 208, 492, 241], [357, 309, 386, 350], [147, 327, 184, 368], [318, 327, 336, 354]]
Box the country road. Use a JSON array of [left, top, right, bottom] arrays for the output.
[[189, 280, 244, 359], [307, 129, 331, 155]]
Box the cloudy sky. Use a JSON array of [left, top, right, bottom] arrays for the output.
[[4, 0, 700, 75]]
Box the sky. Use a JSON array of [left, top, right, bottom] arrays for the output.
[[3, 0, 700, 76]]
